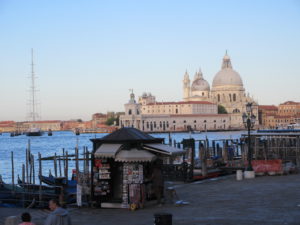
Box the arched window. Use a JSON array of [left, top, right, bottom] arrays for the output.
[[173, 120, 176, 123], [204, 120, 207, 123], [176, 109, 178, 114], [202, 92, 204, 96], [128, 109, 132, 115], [217, 94, 220, 102], [233, 108, 240, 113], [233, 93, 236, 101], [136, 109, 139, 115], [229, 94, 232, 102]]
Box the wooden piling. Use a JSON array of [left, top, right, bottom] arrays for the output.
[[200, 141, 207, 176], [26, 148, 29, 184], [11, 151, 14, 191], [22, 164, 25, 207], [76, 147, 79, 180], [38, 152, 42, 204], [65, 151, 68, 182], [32, 154, 35, 185], [54, 153, 57, 177], [59, 154, 62, 177]]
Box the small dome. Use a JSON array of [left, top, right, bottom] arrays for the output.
[[191, 78, 210, 91], [212, 53, 243, 87]]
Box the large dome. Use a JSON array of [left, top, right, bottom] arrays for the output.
[[212, 54, 243, 87]]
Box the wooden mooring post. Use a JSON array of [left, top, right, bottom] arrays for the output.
[[11, 151, 14, 192], [38, 152, 42, 205]]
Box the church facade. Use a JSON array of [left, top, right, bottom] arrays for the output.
[[119, 53, 258, 132], [183, 53, 258, 128]]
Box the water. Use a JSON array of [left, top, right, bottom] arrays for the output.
[[0, 130, 246, 183]]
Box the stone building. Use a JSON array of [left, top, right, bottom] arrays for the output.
[[119, 92, 229, 132], [120, 53, 258, 131]]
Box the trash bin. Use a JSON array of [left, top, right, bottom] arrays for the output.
[[154, 213, 172, 225]]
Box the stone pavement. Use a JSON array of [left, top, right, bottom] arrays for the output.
[[1, 174, 300, 225]]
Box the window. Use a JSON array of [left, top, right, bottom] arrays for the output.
[[128, 109, 132, 115], [233, 93, 236, 101], [183, 120, 186, 123], [202, 92, 204, 96], [233, 109, 240, 113], [217, 94, 220, 102], [194, 120, 197, 123], [176, 109, 178, 114], [173, 120, 176, 123], [204, 120, 207, 123]]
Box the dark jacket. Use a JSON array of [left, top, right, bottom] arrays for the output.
[[44, 207, 72, 225]]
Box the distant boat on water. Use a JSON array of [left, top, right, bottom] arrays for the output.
[[26, 127, 44, 136]]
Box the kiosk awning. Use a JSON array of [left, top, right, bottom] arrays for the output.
[[143, 143, 185, 156], [115, 149, 156, 162], [94, 144, 122, 158]]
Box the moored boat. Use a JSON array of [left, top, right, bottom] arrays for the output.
[[26, 127, 44, 136]]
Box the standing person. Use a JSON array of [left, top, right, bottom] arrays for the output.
[[151, 164, 164, 206], [19, 212, 35, 225], [44, 199, 72, 225]]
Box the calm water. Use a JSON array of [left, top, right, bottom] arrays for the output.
[[0, 130, 246, 183]]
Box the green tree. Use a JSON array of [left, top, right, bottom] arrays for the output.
[[105, 117, 116, 126], [218, 105, 227, 114]]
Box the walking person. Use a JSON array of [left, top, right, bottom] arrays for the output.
[[19, 212, 35, 225], [44, 199, 72, 225]]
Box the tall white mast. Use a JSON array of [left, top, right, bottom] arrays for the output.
[[29, 48, 39, 122]]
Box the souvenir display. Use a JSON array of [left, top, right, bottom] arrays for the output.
[[94, 159, 111, 196]]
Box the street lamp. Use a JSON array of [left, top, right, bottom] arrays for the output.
[[242, 102, 256, 171]]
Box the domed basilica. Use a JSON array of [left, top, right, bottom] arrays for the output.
[[183, 52, 258, 128]]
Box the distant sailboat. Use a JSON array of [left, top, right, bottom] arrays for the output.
[[26, 49, 43, 136]]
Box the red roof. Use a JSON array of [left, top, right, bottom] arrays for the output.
[[147, 101, 214, 106], [0, 121, 15, 124], [280, 101, 300, 105], [26, 120, 61, 124], [258, 105, 278, 111]]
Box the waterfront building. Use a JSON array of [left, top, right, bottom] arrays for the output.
[[278, 101, 300, 117], [0, 121, 16, 132], [23, 120, 62, 131], [119, 92, 229, 132], [258, 102, 300, 129], [258, 105, 278, 128], [91, 113, 107, 128]]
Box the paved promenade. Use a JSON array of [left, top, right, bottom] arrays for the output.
[[1, 173, 300, 225]]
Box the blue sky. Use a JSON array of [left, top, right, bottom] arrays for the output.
[[0, 0, 299, 121]]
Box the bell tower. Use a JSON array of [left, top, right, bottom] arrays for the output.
[[183, 70, 190, 101]]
